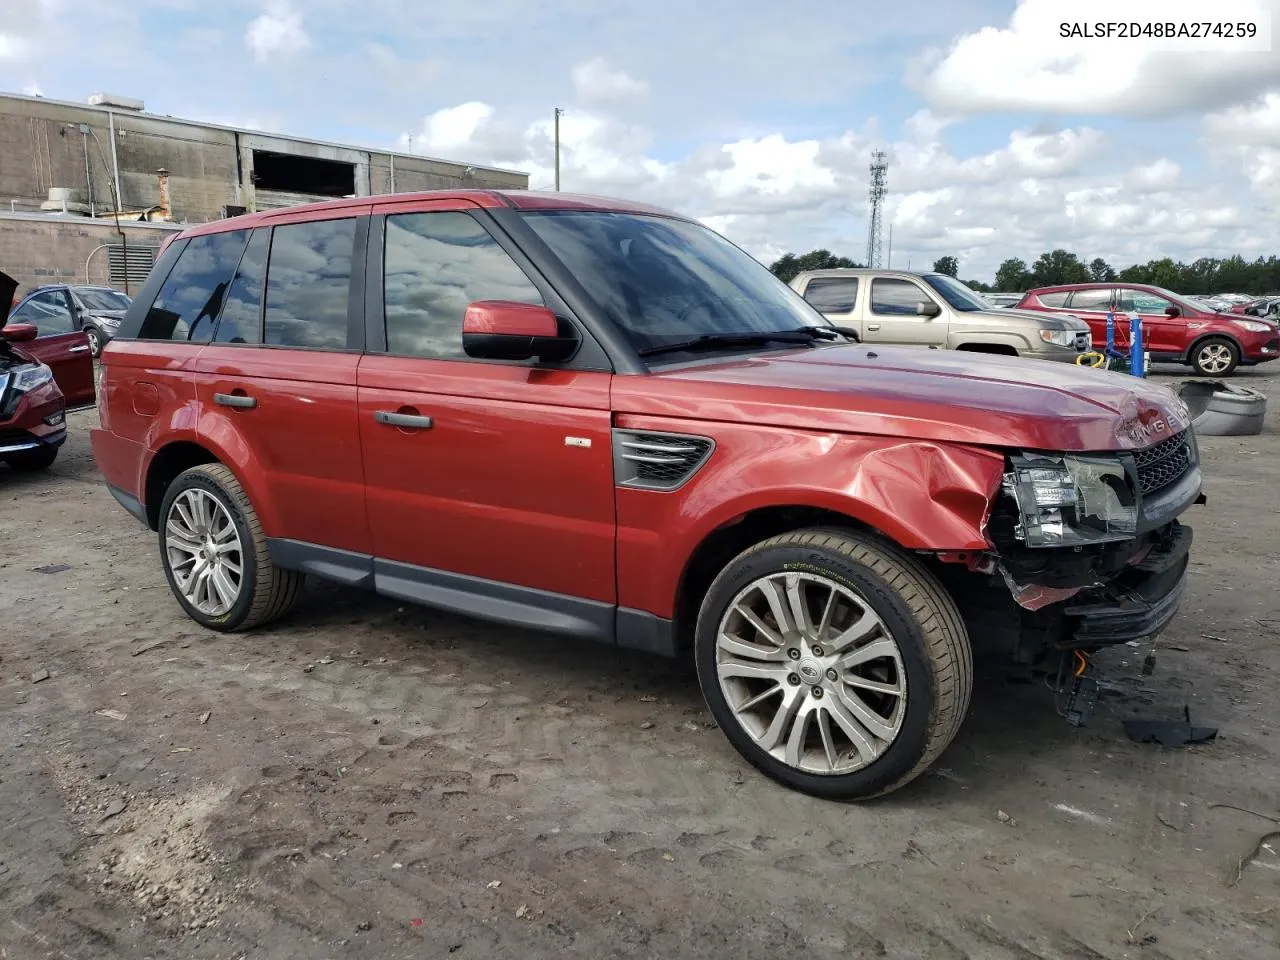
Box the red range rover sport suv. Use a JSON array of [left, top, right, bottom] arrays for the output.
[[93, 191, 1205, 800], [1016, 281, 1280, 376]]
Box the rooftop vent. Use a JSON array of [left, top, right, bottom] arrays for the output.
[[40, 187, 90, 216], [87, 93, 145, 111]]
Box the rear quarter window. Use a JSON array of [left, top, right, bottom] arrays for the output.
[[1032, 291, 1070, 308], [136, 230, 250, 342]]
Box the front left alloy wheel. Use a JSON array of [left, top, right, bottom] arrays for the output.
[[158, 463, 303, 631], [695, 527, 972, 800]]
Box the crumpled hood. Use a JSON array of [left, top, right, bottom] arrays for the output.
[[619, 344, 1191, 452]]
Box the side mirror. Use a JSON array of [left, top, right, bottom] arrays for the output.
[[1164, 306, 1181, 318], [462, 301, 578, 363], [916, 301, 942, 318], [2, 323, 38, 342]]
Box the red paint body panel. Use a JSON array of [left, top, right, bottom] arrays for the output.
[[463, 302, 559, 337], [357, 356, 616, 603], [194, 346, 370, 553], [1017, 282, 1280, 364], [20, 330, 95, 407], [613, 344, 1192, 453], [613, 412, 1006, 618]]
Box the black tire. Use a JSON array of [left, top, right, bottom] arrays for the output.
[[694, 527, 972, 801], [157, 463, 303, 631], [4, 445, 59, 472], [1190, 337, 1239, 377], [84, 325, 103, 358]]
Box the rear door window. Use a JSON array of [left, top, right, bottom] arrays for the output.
[[263, 218, 358, 350], [137, 230, 250, 341], [1032, 291, 1069, 308], [1065, 288, 1113, 311], [802, 277, 860, 314]]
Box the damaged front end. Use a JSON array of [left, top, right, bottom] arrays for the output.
[[939, 429, 1204, 675]]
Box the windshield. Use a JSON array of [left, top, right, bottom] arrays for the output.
[[519, 211, 831, 357], [921, 274, 991, 312], [75, 288, 132, 312]]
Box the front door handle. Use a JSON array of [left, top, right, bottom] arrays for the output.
[[214, 392, 257, 409], [375, 410, 433, 429], [69, 345, 90, 353]]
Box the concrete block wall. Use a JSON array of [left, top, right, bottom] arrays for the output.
[[0, 213, 181, 298]]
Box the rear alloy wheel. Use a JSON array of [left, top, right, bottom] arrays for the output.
[[158, 463, 303, 631], [3, 446, 58, 472], [1191, 337, 1239, 377], [695, 528, 972, 800]]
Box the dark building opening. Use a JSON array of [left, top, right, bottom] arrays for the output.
[[251, 150, 355, 197]]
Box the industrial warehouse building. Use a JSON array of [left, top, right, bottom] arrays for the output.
[[0, 90, 529, 295]]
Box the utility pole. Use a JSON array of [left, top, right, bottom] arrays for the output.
[[886, 223, 893, 268], [554, 108, 563, 191]]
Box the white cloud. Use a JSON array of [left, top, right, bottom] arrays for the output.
[[912, 0, 1280, 117], [400, 92, 1253, 278], [245, 1, 310, 64], [1204, 92, 1280, 146], [571, 58, 649, 106], [21, 81, 42, 96]]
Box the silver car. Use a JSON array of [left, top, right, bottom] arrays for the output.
[[790, 269, 1091, 362]]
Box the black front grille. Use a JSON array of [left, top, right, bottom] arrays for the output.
[[1133, 430, 1192, 495], [613, 430, 715, 491]]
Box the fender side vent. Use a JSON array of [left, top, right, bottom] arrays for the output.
[[613, 430, 715, 491]]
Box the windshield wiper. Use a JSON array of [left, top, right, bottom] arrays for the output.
[[794, 324, 860, 343], [637, 330, 824, 358]]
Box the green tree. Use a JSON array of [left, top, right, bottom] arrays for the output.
[[768, 249, 861, 283], [1088, 258, 1116, 282], [932, 255, 959, 277], [964, 278, 992, 292], [1030, 249, 1090, 286], [994, 258, 1031, 292]]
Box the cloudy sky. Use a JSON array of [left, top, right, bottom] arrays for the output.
[[1, 0, 1278, 281]]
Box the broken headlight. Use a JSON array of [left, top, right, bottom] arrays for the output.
[[1003, 453, 1137, 547]]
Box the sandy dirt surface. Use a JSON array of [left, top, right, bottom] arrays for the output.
[[2, 364, 1278, 960]]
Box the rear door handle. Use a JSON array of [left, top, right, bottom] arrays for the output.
[[375, 410, 433, 429], [214, 392, 257, 409], [867, 324, 881, 331]]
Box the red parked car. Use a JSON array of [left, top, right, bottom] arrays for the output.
[[92, 191, 1203, 800], [1016, 282, 1280, 376], [0, 271, 96, 471]]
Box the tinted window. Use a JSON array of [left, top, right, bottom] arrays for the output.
[[383, 212, 544, 359], [922, 274, 990, 312], [13, 290, 75, 335], [74, 288, 131, 312], [138, 230, 250, 341], [870, 278, 931, 316], [520, 211, 829, 356], [214, 228, 269, 344], [1117, 288, 1174, 314], [1066, 289, 1113, 310], [803, 277, 859, 314], [1033, 291, 1069, 307], [264, 218, 357, 350]]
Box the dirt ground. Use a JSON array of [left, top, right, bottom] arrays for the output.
[[2, 363, 1278, 960]]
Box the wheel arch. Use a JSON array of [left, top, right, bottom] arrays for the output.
[[142, 440, 222, 529], [1186, 331, 1242, 364]]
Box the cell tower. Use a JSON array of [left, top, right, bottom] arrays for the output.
[[866, 150, 888, 268]]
